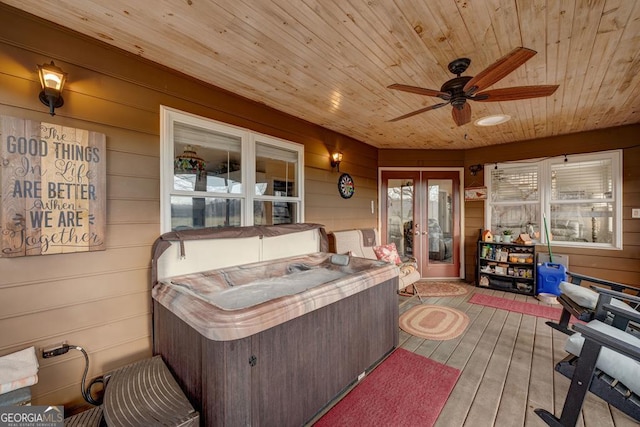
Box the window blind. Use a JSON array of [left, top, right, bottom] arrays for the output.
[[256, 141, 299, 162], [174, 122, 241, 152], [490, 165, 538, 202], [551, 159, 612, 200]]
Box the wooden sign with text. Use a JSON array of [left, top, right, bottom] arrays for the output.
[[0, 116, 106, 257]]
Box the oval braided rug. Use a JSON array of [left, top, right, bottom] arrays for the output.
[[400, 281, 470, 297], [399, 304, 469, 340]]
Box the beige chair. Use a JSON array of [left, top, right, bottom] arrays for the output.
[[328, 228, 421, 297]]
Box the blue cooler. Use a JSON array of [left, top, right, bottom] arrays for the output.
[[536, 262, 566, 296]]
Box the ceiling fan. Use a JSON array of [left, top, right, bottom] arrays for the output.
[[387, 47, 559, 126]]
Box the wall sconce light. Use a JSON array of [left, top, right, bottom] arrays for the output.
[[37, 61, 67, 116], [469, 164, 484, 176], [330, 152, 343, 172]]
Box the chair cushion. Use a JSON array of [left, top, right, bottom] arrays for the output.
[[331, 230, 367, 258], [398, 261, 417, 278], [565, 320, 640, 396], [373, 243, 402, 265], [560, 281, 599, 309], [560, 281, 636, 313]]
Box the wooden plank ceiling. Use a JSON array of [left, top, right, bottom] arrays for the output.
[[3, 0, 639, 149]]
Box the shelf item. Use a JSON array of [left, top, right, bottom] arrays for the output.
[[476, 241, 536, 296]]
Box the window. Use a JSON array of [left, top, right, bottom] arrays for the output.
[[488, 163, 540, 243], [161, 106, 304, 232], [253, 141, 299, 226], [486, 151, 622, 249]]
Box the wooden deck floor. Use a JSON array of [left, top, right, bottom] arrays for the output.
[[399, 283, 638, 427]]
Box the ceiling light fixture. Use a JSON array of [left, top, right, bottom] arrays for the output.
[[474, 114, 511, 127]]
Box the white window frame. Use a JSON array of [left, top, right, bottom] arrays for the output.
[[485, 150, 622, 250], [160, 106, 304, 232]]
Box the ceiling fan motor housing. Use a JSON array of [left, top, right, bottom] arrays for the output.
[[441, 76, 473, 106]]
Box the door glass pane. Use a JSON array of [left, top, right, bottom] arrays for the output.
[[427, 179, 453, 263], [386, 179, 413, 257]]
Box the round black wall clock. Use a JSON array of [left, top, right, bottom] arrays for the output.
[[338, 173, 355, 199]]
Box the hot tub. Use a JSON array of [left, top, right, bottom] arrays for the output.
[[153, 252, 397, 341], [151, 224, 399, 426]]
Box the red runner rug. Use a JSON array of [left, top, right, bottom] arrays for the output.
[[314, 348, 460, 426], [469, 293, 565, 321]]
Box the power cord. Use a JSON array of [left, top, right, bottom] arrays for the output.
[[76, 346, 105, 406], [57, 344, 104, 406]]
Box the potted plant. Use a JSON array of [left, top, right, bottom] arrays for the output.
[[502, 229, 513, 243]]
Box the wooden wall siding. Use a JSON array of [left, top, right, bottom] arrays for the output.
[[378, 149, 465, 167], [302, 128, 379, 231], [0, 6, 378, 410], [463, 199, 485, 283], [462, 127, 640, 287]]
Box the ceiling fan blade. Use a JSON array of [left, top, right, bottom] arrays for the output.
[[463, 47, 537, 95], [473, 85, 559, 101], [388, 83, 450, 99], [452, 103, 471, 126], [388, 102, 450, 122]]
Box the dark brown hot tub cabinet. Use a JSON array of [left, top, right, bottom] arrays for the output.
[[151, 225, 399, 426], [153, 275, 398, 426]]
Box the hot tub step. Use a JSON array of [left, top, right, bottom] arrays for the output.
[[102, 356, 199, 427]]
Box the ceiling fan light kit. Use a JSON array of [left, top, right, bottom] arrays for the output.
[[474, 114, 511, 126], [388, 47, 559, 126]]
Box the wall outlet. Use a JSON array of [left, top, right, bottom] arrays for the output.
[[633, 208, 640, 218], [42, 342, 69, 358]]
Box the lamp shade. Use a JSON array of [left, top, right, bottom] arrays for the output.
[[37, 61, 67, 115], [330, 151, 343, 171], [38, 61, 67, 93], [175, 145, 206, 173]]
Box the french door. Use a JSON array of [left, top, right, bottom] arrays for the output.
[[381, 170, 461, 278]]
